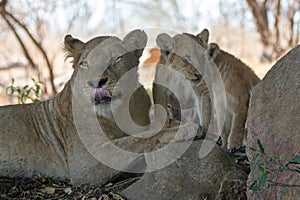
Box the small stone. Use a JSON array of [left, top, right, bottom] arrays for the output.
[[98, 194, 110, 200], [64, 187, 72, 195], [44, 186, 55, 194]]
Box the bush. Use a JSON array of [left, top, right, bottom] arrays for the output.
[[6, 78, 43, 104]]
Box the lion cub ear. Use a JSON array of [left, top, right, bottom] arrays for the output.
[[206, 43, 220, 60], [123, 29, 147, 54], [197, 29, 209, 44], [156, 33, 174, 52], [64, 35, 85, 66]]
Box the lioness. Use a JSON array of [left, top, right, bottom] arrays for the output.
[[0, 30, 177, 185], [153, 29, 260, 149]]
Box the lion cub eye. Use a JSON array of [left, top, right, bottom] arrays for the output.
[[193, 73, 202, 80], [79, 60, 89, 69], [183, 55, 192, 64]]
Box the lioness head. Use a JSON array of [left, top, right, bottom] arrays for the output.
[[64, 30, 149, 121]]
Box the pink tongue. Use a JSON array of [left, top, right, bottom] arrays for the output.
[[90, 88, 111, 100]]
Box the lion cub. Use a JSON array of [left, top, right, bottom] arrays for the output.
[[153, 29, 260, 149]]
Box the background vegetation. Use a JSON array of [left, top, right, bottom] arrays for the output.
[[0, 0, 299, 104]]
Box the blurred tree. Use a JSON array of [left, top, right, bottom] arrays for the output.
[[98, 0, 203, 33], [0, 0, 56, 93], [0, 0, 93, 96], [245, 0, 300, 61]]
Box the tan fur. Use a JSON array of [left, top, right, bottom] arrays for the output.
[[0, 30, 165, 185], [153, 29, 260, 149]]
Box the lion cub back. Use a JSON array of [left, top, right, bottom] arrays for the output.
[[214, 49, 260, 148]]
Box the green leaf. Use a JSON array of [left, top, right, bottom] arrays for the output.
[[259, 165, 265, 173], [250, 147, 257, 152], [21, 94, 26, 104], [23, 85, 29, 90], [253, 155, 260, 171], [25, 90, 30, 97], [292, 155, 300, 163], [258, 172, 268, 189], [279, 165, 286, 171], [35, 85, 40, 96], [247, 180, 259, 191], [256, 139, 265, 154], [274, 156, 281, 163]]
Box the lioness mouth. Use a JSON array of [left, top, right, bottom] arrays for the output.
[[90, 87, 112, 104], [88, 78, 112, 105], [88, 78, 123, 105]]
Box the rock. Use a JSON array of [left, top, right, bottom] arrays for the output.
[[246, 45, 300, 199], [43, 186, 55, 195], [216, 170, 248, 200], [121, 140, 246, 200], [64, 187, 72, 195]]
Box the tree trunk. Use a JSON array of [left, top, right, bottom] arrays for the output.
[[273, 0, 282, 58], [246, 0, 270, 48], [0, 1, 57, 94], [4, 10, 57, 94], [0, 12, 37, 70], [287, 0, 297, 47]]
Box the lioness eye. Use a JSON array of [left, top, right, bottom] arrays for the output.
[[114, 56, 122, 63], [79, 60, 89, 69]]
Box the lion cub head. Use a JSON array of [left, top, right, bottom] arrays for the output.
[[64, 30, 150, 130], [156, 29, 220, 87], [154, 29, 221, 135]]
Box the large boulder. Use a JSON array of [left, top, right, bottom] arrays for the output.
[[121, 140, 247, 200], [246, 45, 300, 199]]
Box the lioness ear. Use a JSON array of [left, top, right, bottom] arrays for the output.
[[64, 35, 85, 66], [206, 43, 220, 60], [156, 33, 174, 52], [123, 29, 147, 53], [197, 29, 209, 44]]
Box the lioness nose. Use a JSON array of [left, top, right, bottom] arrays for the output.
[[97, 77, 108, 88]]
